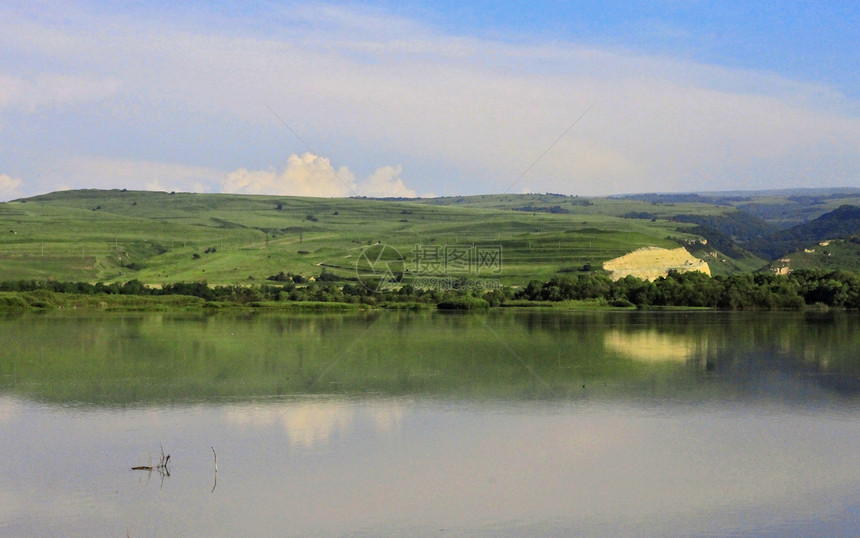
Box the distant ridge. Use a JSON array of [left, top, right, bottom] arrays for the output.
[[748, 205, 860, 259], [613, 187, 860, 199]]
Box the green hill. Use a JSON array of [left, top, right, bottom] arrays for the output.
[[1, 189, 765, 286], [769, 237, 860, 273], [613, 190, 860, 272], [4, 188, 860, 287], [749, 205, 860, 260]]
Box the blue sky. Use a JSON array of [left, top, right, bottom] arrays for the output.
[[1, 1, 858, 200]]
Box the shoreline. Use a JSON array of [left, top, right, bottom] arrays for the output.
[[0, 290, 822, 314]]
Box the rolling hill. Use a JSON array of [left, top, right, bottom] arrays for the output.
[[1, 188, 858, 286], [748, 205, 860, 260]]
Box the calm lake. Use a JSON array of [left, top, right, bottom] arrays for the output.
[[1, 310, 859, 536]]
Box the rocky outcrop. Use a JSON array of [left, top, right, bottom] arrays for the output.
[[603, 246, 710, 281]]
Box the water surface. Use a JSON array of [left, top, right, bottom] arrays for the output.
[[1, 310, 858, 536]]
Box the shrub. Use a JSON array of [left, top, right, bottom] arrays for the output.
[[436, 297, 490, 310], [0, 295, 29, 309]]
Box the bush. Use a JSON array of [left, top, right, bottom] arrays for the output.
[[437, 297, 490, 310], [0, 294, 29, 309], [24, 289, 59, 308], [317, 268, 340, 282]]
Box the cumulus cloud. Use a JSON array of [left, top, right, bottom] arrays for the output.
[[222, 153, 356, 197], [222, 153, 418, 198], [359, 164, 417, 198], [0, 174, 23, 199]]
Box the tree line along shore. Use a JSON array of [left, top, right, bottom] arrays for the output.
[[1, 268, 859, 311]]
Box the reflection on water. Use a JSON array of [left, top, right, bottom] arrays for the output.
[[223, 398, 409, 448], [604, 329, 702, 362], [3, 310, 860, 404], [0, 310, 859, 536]]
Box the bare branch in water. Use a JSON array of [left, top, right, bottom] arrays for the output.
[[131, 446, 171, 478], [211, 446, 218, 493]]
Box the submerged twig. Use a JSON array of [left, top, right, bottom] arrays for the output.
[[211, 446, 218, 493], [131, 445, 171, 478]]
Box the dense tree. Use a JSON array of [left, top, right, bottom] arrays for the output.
[[5, 268, 860, 310]]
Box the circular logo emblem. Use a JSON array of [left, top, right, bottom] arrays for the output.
[[355, 243, 405, 292]]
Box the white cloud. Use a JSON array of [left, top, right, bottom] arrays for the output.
[[222, 153, 356, 197], [221, 153, 418, 198], [1, 3, 859, 197], [0, 174, 23, 199], [359, 164, 417, 198]]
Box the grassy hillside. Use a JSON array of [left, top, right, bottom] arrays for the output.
[[612, 190, 860, 270], [8, 188, 860, 286], [748, 205, 860, 260], [769, 237, 860, 273], [1, 189, 757, 286]]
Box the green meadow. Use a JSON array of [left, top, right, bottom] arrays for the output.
[[0, 189, 765, 286]]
